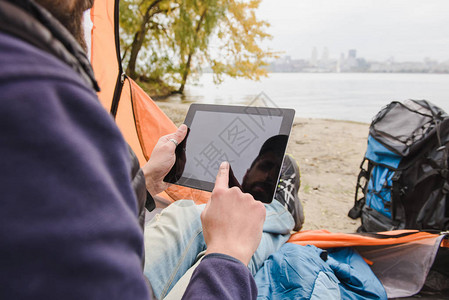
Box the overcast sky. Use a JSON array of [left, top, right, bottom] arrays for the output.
[[257, 0, 449, 62]]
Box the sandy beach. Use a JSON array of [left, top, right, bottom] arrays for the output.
[[156, 101, 370, 233]]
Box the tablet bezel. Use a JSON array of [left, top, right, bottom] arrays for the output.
[[165, 103, 295, 197]]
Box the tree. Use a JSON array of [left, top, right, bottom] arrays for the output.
[[208, 0, 275, 84], [120, 0, 275, 96], [120, 0, 177, 80], [171, 0, 227, 93]]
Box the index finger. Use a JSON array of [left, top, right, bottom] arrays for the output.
[[214, 161, 229, 189]]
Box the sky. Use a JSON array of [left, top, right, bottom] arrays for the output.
[[257, 0, 449, 62]]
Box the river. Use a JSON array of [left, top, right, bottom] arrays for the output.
[[166, 72, 449, 123]]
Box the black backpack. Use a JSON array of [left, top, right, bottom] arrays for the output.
[[348, 100, 449, 232]]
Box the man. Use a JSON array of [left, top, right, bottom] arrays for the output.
[[144, 151, 304, 299], [0, 0, 265, 299]]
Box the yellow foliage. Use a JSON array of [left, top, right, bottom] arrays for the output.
[[120, 0, 276, 94]]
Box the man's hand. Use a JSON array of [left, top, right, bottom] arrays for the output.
[[201, 162, 266, 266], [142, 124, 188, 196]]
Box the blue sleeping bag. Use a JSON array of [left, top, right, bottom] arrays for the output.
[[254, 243, 387, 299]]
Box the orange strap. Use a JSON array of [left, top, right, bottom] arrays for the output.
[[288, 229, 446, 248]]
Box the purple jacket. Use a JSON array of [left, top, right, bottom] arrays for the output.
[[0, 1, 257, 299]]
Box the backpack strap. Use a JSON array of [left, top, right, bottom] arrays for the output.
[[391, 171, 405, 223], [348, 158, 370, 219]]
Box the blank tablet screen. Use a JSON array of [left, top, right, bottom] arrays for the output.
[[164, 104, 295, 203]]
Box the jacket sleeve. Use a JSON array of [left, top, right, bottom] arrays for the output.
[[0, 33, 152, 299], [182, 253, 258, 299], [128, 145, 155, 230]]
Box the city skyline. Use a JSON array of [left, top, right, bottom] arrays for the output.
[[257, 0, 449, 62], [269, 47, 449, 73], [280, 46, 447, 63]]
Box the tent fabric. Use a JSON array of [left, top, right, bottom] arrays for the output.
[[288, 230, 448, 298], [90, 0, 117, 114], [354, 236, 445, 298], [287, 229, 447, 248], [89, 0, 210, 204]]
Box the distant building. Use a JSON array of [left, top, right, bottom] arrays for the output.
[[336, 52, 345, 72], [321, 47, 329, 64], [348, 49, 357, 58], [343, 49, 358, 71], [310, 47, 318, 67]]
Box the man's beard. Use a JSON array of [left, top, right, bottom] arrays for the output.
[[36, 0, 94, 52], [242, 180, 275, 203]]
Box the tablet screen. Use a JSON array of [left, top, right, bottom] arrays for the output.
[[164, 104, 295, 203]]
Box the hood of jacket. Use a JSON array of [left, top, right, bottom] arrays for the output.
[[0, 0, 99, 92]]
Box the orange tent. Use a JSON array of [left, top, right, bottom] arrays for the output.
[[89, 0, 210, 204]]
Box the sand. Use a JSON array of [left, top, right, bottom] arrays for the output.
[[156, 101, 370, 233]]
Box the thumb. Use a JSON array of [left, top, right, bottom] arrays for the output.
[[165, 124, 188, 146]]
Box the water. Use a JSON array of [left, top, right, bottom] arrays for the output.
[[167, 73, 449, 123]]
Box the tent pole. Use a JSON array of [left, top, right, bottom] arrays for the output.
[[110, 0, 124, 118]]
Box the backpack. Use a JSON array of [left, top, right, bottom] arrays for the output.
[[348, 99, 449, 232]]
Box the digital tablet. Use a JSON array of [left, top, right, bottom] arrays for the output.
[[164, 103, 295, 203]]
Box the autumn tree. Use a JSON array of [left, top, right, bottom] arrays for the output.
[[120, 0, 275, 96], [208, 0, 275, 84], [171, 0, 227, 93], [120, 0, 177, 80]]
